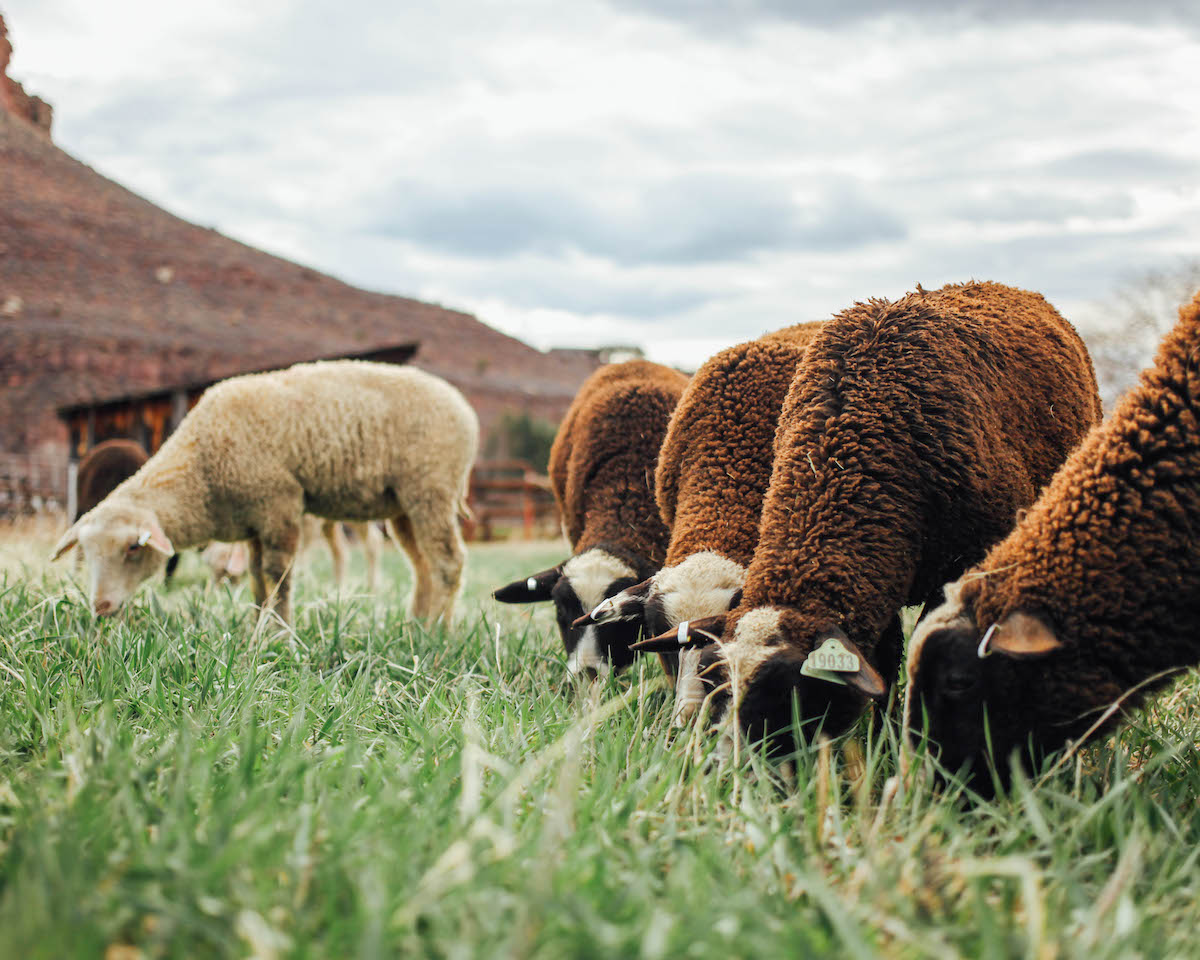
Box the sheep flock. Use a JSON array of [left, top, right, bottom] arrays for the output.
[[43, 283, 1200, 802]]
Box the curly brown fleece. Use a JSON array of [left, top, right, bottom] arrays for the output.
[[657, 323, 822, 567], [712, 281, 1103, 742], [550, 359, 689, 561], [904, 289, 1200, 786]]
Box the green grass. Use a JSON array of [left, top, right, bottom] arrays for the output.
[[0, 529, 1197, 958]]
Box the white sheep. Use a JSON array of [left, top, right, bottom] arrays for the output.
[[51, 359, 479, 624]]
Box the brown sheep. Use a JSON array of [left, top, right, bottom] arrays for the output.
[[74, 439, 149, 520], [572, 324, 821, 713], [647, 282, 1102, 752], [493, 359, 689, 675], [904, 289, 1200, 795]]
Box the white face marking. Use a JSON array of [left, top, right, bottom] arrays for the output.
[[901, 577, 972, 742], [717, 607, 786, 711], [904, 578, 970, 685], [566, 625, 609, 677], [561, 550, 636, 613], [731, 607, 785, 646], [655, 551, 746, 629]]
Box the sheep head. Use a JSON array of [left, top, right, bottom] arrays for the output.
[[577, 551, 745, 641], [903, 579, 1064, 795], [638, 606, 887, 749], [494, 547, 646, 675], [51, 501, 174, 617]]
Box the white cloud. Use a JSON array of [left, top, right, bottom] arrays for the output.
[[4, 0, 1200, 369]]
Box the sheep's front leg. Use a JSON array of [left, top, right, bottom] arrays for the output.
[[361, 522, 384, 593], [258, 521, 301, 625]]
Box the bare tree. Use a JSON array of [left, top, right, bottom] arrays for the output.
[[1083, 260, 1200, 411]]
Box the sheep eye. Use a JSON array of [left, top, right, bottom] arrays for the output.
[[942, 669, 976, 696], [126, 541, 142, 555]]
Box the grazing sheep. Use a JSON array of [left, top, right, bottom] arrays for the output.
[[493, 359, 689, 675], [903, 289, 1200, 794], [646, 282, 1102, 751], [574, 324, 821, 712], [51, 360, 478, 624]]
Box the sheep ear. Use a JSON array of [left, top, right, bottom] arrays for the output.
[[140, 518, 175, 556], [803, 629, 888, 701], [493, 564, 563, 603], [844, 657, 888, 701], [631, 614, 726, 652], [51, 523, 81, 561], [987, 612, 1062, 659], [571, 576, 653, 627]]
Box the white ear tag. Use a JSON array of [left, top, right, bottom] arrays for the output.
[[137, 530, 152, 547], [526, 577, 538, 592], [677, 620, 689, 646], [800, 636, 859, 685]]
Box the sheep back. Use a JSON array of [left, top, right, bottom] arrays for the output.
[[151, 359, 478, 541], [917, 289, 1200, 766], [716, 281, 1102, 740], [748, 281, 1100, 623], [549, 359, 689, 562], [656, 322, 822, 567]]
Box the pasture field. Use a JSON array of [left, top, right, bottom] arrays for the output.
[[0, 521, 1197, 959]]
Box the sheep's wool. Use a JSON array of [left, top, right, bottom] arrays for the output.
[[655, 551, 746, 628], [562, 550, 636, 614]]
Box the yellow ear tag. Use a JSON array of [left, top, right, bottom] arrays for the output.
[[800, 636, 859, 685]]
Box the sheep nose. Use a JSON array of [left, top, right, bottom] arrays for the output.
[[93, 599, 114, 616]]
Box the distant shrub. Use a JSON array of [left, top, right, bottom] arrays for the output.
[[486, 411, 558, 472]]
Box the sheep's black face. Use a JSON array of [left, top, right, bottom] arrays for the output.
[[691, 613, 888, 755], [906, 627, 1035, 797], [551, 574, 644, 676], [739, 651, 878, 752], [692, 644, 731, 724], [494, 548, 650, 676], [907, 626, 991, 785]]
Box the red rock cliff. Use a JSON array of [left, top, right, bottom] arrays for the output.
[[0, 15, 52, 134], [0, 13, 603, 484]]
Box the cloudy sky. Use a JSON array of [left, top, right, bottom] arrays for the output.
[[6, 0, 1199, 367]]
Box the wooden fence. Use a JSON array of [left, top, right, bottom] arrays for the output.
[[464, 460, 559, 541], [0, 453, 70, 517]]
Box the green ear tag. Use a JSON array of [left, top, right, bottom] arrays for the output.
[[800, 636, 859, 685]]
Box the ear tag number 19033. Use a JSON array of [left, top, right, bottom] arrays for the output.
[[800, 636, 859, 685]]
